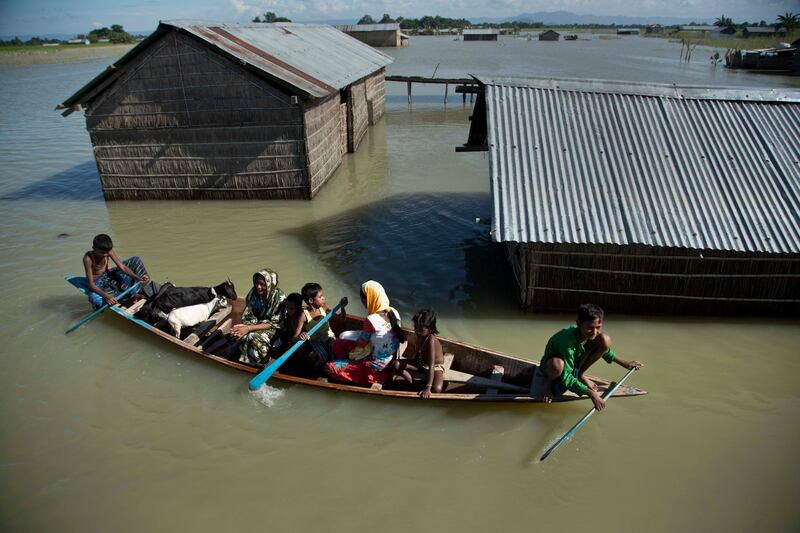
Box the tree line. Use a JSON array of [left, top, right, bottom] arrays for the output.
[[714, 12, 798, 32], [1, 24, 138, 47]]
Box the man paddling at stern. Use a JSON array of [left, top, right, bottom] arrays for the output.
[[531, 304, 643, 410]]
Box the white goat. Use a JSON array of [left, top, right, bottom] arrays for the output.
[[160, 296, 227, 337]]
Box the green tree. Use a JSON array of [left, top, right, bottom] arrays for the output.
[[714, 14, 734, 28], [357, 14, 375, 24], [379, 14, 394, 23], [253, 12, 291, 23], [776, 12, 799, 32]]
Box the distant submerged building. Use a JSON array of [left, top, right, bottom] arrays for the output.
[[335, 23, 404, 47], [57, 21, 393, 200], [463, 29, 499, 41], [538, 30, 560, 41]]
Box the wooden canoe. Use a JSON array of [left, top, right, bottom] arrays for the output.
[[66, 279, 646, 402]]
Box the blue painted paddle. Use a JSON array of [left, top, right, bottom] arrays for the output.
[[65, 281, 142, 334], [539, 366, 638, 461], [248, 303, 342, 391]]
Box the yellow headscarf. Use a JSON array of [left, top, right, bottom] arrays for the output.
[[361, 280, 391, 315]]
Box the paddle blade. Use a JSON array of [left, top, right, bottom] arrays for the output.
[[64, 282, 142, 334], [248, 303, 342, 390]]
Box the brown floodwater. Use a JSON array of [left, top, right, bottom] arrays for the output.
[[1, 35, 798, 532]]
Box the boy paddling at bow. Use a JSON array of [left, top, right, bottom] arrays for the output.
[[83, 234, 149, 309], [531, 304, 643, 410]]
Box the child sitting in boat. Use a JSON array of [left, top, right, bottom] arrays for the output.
[[393, 308, 445, 398], [531, 304, 643, 410], [270, 292, 303, 356], [293, 282, 348, 368], [326, 281, 406, 386], [82, 233, 149, 309]]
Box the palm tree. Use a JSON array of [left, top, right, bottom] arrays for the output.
[[776, 12, 799, 33], [714, 14, 734, 28]]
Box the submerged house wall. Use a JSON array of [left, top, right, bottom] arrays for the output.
[[506, 242, 800, 315], [304, 94, 343, 197], [346, 80, 369, 152], [365, 68, 386, 125], [86, 32, 309, 200]]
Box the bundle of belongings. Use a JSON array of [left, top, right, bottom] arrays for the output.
[[135, 280, 241, 360]]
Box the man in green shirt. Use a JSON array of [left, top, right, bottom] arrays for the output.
[[532, 304, 643, 410]]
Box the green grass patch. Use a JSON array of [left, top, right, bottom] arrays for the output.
[[0, 42, 131, 54], [646, 30, 799, 50]]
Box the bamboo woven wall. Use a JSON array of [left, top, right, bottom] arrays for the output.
[[85, 31, 310, 200], [304, 94, 343, 197], [365, 69, 386, 125], [347, 80, 368, 153], [339, 101, 348, 155], [506, 242, 800, 315]]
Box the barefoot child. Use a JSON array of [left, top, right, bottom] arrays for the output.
[[394, 308, 445, 399], [83, 234, 149, 309], [531, 304, 643, 410]]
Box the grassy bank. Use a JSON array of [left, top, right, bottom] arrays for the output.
[[648, 31, 799, 50], [0, 43, 135, 66]]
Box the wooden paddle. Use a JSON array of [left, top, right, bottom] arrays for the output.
[[248, 303, 342, 391], [65, 282, 142, 334], [539, 367, 638, 461]]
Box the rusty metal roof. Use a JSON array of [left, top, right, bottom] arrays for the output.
[[59, 20, 393, 108], [474, 75, 800, 253]]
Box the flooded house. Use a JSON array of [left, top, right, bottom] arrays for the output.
[[616, 28, 640, 35], [463, 29, 500, 41], [726, 39, 799, 73], [334, 23, 404, 47], [56, 20, 393, 200], [538, 30, 560, 41], [458, 76, 800, 315], [743, 26, 788, 38]]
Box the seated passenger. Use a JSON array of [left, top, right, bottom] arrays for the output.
[[269, 292, 303, 356], [293, 282, 348, 365], [326, 280, 405, 386], [232, 268, 285, 366], [83, 233, 149, 309], [394, 308, 445, 398]]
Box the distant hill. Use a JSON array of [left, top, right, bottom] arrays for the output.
[[473, 10, 712, 26]]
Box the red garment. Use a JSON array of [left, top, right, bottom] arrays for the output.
[[325, 317, 394, 385]]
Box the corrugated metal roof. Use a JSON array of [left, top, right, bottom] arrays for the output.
[[463, 29, 500, 35], [59, 20, 393, 107], [335, 23, 400, 32], [745, 26, 785, 33], [169, 21, 393, 98], [476, 75, 800, 253]]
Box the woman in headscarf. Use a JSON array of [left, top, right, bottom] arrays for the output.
[[326, 280, 406, 385], [232, 268, 286, 365]]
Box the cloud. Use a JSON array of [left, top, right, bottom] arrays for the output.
[[230, 0, 261, 16], [92, 21, 104, 28]]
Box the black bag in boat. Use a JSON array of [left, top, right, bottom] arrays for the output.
[[135, 280, 236, 324]]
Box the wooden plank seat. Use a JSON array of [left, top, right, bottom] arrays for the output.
[[183, 306, 232, 346], [486, 365, 505, 395], [124, 298, 147, 315], [402, 354, 526, 393]]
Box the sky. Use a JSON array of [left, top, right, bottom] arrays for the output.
[[0, 0, 797, 37]]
